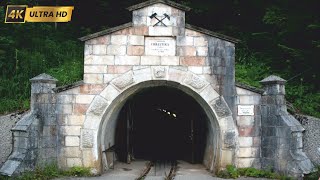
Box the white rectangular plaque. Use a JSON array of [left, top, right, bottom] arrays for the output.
[[145, 37, 176, 56], [238, 105, 254, 116]]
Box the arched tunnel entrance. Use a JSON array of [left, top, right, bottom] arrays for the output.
[[114, 86, 208, 164]]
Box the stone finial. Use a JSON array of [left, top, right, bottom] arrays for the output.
[[260, 75, 286, 95], [260, 75, 286, 85], [30, 73, 58, 83]]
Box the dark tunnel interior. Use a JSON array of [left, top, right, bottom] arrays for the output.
[[115, 86, 208, 163]]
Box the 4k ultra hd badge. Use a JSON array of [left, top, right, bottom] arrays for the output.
[[5, 5, 27, 23], [4, 5, 74, 23]]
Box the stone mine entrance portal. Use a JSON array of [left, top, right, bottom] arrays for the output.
[[114, 86, 208, 164]]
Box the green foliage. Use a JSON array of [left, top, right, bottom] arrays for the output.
[[0, 22, 83, 115], [0, 165, 92, 180], [304, 166, 320, 180], [217, 165, 292, 179], [62, 166, 92, 177], [236, 45, 320, 118]]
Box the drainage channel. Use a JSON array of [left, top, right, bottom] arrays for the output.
[[136, 160, 177, 180]]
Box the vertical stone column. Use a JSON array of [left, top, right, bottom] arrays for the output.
[[30, 73, 58, 165], [260, 75, 287, 170], [260, 75, 314, 177]]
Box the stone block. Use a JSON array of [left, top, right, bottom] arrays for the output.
[[188, 66, 203, 74], [180, 57, 205, 66], [194, 37, 208, 47], [133, 26, 149, 35], [128, 35, 144, 45], [107, 45, 126, 55], [84, 45, 92, 56], [149, 26, 173, 36], [239, 137, 253, 147], [73, 104, 89, 115], [80, 84, 104, 94], [84, 65, 107, 74], [57, 95, 74, 104], [92, 45, 107, 55], [61, 126, 81, 136], [110, 35, 127, 45], [196, 47, 208, 56], [87, 95, 109, 116], [220, 150, 233, 167], [237, 116, 255, 127], [56, 104, 73, 115], [107, 65, 132, 74], [115, 56, 140, 65], [238, 95, 261, 105], [43, 126, 57, 136], [66, 115, 85, 126], [100, 84, 120, 101], [133, 15, 147, 25], [161, 56, 179, 65], [141, 56, 161, 65], [62, 147, 82, 158], [238, 147, 260, 158], [237, 158, 261, 168], [67, 158, 82, 167], [239, 126, 259, 137], [177, 36, 194, 46], [168, 67, 186, 82], [84, 74, 103, 84], [185, 29, 203, 36], [203, 66, 211, 74], [75, 95, 95, 104], [65, 136, 80, 146], [199, 85, 219, 102], [82, 150, 95, 167], [84, 55, 115, 65], [127, 46, 144, 56], [103, 74, 120, 84], [177, 46, 196, 56]]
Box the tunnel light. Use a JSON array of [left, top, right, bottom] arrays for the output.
[[173, 114, 177, 118], [167, 112, 170, 115]]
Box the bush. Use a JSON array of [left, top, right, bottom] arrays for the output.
[[217, 165, 292, 179]]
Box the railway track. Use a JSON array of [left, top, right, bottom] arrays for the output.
[[136, 160, 177, 180]]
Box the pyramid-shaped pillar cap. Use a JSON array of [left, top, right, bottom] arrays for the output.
[[30, 73, 58, 83], [260, 75, 286, 85], [127, 0, 191, 12]]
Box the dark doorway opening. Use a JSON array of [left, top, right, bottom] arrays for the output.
[[115, 86, 208, 164]]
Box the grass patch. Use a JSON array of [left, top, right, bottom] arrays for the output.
[[217, 165, 292, 179], [304, 166, 320, 180], [0, 164, 93, 180]]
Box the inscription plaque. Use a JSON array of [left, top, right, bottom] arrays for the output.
[[145, 37, 176, 56], [238, 105, 254, 116]]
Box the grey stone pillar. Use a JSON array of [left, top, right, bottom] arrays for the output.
[[0, 74, 58, 176], [30, 73, 58, 165], [260, 75, 314, 178]]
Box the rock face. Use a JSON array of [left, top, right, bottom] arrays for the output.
[[296, 114, 320, 166], [0, 112, 25, 167], [0, 0, 315, 178]]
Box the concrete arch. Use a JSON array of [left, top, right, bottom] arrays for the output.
[[81, 66, 238, 174]]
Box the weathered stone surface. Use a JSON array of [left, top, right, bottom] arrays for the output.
[[184, 72, 208, 91], [81, 129, 94, 148], [84, 74, 104, 84], [87, 96, 108, 116], [152, 66, 167, 79], [141, 56, 161, 65], [107, 65, 132, 74], [161, 56, 179, 65], [115, 56, 140, 65], [111, 71, 134, 90], [180, 57, 205, 66], [107, 45, 126, 55], [65, 136, 80, 147], [211, 97, 231, 118], [128, 35, 144, 45], [127, 46, 144, 56], [110, 35, 128, 45]]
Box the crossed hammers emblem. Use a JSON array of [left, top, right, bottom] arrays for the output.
[[149, 13, 170, 27]]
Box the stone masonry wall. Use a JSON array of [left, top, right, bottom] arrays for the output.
[[0, 113, 24, 167], [56, 3, 236, 169], [235, 87, 261, 168], [56, 84, 104, 168]]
